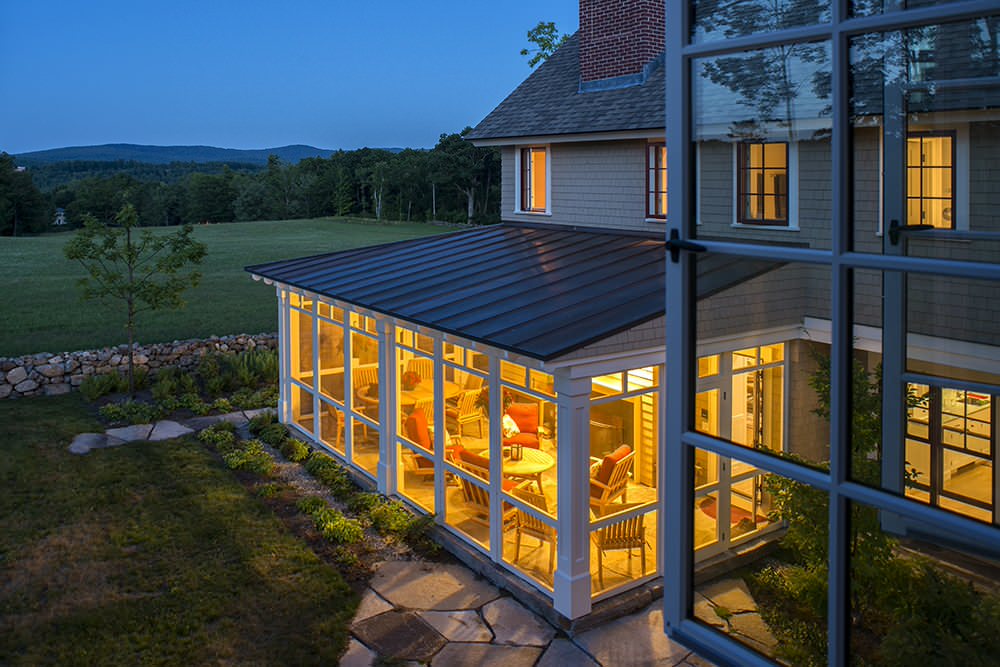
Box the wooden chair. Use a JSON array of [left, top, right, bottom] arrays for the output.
[[512, 485, 556, 576], [402, 408, 435, 480], [352, 365, 379, 391], [592, 513, 648, 589], [589, 446, 634, 515], [452, 389, 484, 439], [405, 357, 434, 380], [455, 456, 517, 531]]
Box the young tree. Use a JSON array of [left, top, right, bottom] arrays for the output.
[[64, 204, 207, 394], [520, 21, 569, 68]]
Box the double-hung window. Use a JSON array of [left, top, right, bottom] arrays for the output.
[[737, 142, 788, 226], [520, 147, 548, 213], [647, 142, 668, 220]]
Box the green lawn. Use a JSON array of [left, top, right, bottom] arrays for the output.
[[0, 217, 448, 357], [0, 393, 357, 665]]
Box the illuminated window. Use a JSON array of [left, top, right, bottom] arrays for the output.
[[520, 147, 547, 213], [907, 133, 954, 229], [737, 142, 788, 226], [647, 142, 667, 219]]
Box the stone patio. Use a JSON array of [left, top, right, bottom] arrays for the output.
[[348, 560, 717, 666]]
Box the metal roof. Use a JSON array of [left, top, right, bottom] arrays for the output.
[[246, 225, 777, 361]]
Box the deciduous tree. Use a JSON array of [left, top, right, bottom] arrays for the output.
[[520, 21, 569, 68], [64, 204, 206, 394]]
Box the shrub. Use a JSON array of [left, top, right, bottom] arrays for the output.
[[248, 410, 278, 436], [280, 438, 310, 463], [230, 386, 279, 410], [98, 399, 162, 425], [256, 482, 284, 499], [197, 354, 232, 397], [177, 392, 212, 415], [238, 349, 279, 386], [211, 397, 234, 413], [80, 373, 128, 401], [304, 453, 357, 500], [346, 492, 384, 514], [368, 499, 414, 535], [258, 423, 289, 447], [198, 422, 238, 450], [151, 368, 198, 402], [312, 507, 363, 544], [296, 496, 328, 515], [222, 439, 274, 475]]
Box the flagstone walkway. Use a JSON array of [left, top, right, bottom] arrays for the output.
[[341, 560, 717, 667]]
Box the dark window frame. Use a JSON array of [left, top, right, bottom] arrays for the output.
[[647, 142, 668, 220], [736, 141, 789, 226], [906, 130, 957, 230]]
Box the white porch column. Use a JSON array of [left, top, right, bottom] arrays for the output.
[[553, 372, 592, 619], [433, 336, 446, 518], [342, 315, 353, 465], [488, 355, 504, 560], [277, 288, 290, 423], [377, 318, 394, 494]]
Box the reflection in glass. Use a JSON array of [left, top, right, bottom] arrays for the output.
[[694, 463, 828, 663], [692, 0, 830, 44], [849, 500, 1000, 664]]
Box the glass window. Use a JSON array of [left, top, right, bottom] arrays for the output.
[[737, 142, 788, 225], [520, 147, 547, 213], [906, 133, 955, 229], [648, 142, 668, 219]]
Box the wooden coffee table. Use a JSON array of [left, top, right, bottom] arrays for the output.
[[480, 447, 555, 492]]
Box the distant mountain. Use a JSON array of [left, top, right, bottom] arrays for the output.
[[13, 143, 350, 166]]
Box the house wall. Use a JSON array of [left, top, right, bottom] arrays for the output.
[[501, 140, 661, 234]]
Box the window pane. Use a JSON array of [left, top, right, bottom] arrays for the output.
[[692, 454, 828, 662], [319, 400, 345, 455], [290, 307, 314, 386], [318, 318, 345, 403], [848, 500, 1000, 663], [397, 440, 434, 512], [697, 258, 831, 468], [850, 19, 1000, 258], [351, 332, 380, 425], [291, 383, 314, 436], [692, 0, 831, 44], [352, 417, 379, 477], [590, 509, 657, 596]]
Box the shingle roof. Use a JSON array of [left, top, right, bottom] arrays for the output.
[[246, 225, 779, 361], [466, 34, 666, 142]]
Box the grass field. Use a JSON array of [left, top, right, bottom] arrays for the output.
[[0, 217, 448, 357], [0, 393, 357, 665]]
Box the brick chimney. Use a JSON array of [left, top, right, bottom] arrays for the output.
[[579, 0, 665, 84]]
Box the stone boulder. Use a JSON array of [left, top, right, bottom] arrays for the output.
[[6, 367, 27, 385]]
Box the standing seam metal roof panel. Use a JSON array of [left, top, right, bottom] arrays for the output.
[[245, 225, 779, 361]]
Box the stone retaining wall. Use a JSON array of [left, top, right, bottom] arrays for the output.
[[0, 333, 278, 400]]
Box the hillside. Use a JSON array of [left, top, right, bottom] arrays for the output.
[[14, 143, 345, 166]]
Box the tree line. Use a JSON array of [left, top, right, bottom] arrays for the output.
[[1, 128, 500, 235]]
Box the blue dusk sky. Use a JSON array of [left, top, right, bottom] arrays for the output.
[[1, 1, 578, 154]]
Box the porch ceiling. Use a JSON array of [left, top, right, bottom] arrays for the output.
[[246, 224, 778, 361]]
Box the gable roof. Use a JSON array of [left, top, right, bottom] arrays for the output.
[[246, 224, 779, 361], [466, 34, 666, 142]]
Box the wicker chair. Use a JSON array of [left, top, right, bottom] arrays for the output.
[[592, 513, 649, 589]]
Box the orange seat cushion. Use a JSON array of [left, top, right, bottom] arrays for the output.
[[506, 403, 538, 434], [597, 445, 632, 485], [404, 408, 432, 450], [503, 432, 539, 449]]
